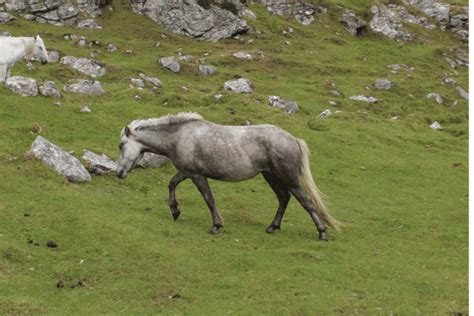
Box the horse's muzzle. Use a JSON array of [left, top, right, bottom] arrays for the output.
[[41, 60, 48, 65], [116, 169, 128, 179]]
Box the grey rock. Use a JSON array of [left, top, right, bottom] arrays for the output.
[[135, 0, 248, 42], [139, 73, 161, 87], [130, 78, 145, 89], [80, 105, 91, 112], [370, 4, 413, 41], [63, 79, 105, 95], [160, 56, 180, 73], [268, 95, 298, 114], [341, 10, 367, 36], [375, 78, 395, 90], [60, 56, 106, 77], [107, 43, 117, 52], [0, 31, 13, 37], [135, 152, 168, 168], [430, 121, 442, 130], [262, 0, 315, 25], [388, 64, 415, 71], [30, 136, 91, 182], [198, 64, 216, 75], [456, 86, 468, 100], [0, 12, 15, 23], [179, 55, 194, 62], [426, 93, 443, 104], [319, 109, 332, 118], [442, 77, 457, 86], [233, 52, 252, 60], [39, 81, 61, 98], [449, 14, 468, 28], [82, 149, 117, 175], [240, 8, 256, 20], [223, 78, 252, 93], [5, 76, 38, 96], [77, 19, 102, 29], [349, 95, 381, 103], [57, 4, 79, 20], [403, 0, 450, 24], [47, 50, 60, 63]]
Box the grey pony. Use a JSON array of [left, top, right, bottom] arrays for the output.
[[116, 113, 340, 241]]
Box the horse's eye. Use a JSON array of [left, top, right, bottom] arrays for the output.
[[119, 143, 124, 150]]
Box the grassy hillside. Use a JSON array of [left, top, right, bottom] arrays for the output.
[[0, 0, 468, 314]]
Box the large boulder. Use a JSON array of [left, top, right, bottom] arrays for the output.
[[30, 136, 91, 183], [130, 0, 248, 42], [63, 79, 105, 95], [5, 76, 38, 96], [60, 56, 106, 77], [159, 56, 180, 73]]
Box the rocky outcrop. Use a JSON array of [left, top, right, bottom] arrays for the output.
[[0, 12, 15, 23], [129, 0, 248, 42], [5, 76, 38, 96], [253, 0, 315, 25], [30, 136, 91, 182], [61, 56, 106, 77], [341, 11, 367, 36], [63, 79, 105, 95], [1, 0, 108, 27], [369, 4, 414, 41]]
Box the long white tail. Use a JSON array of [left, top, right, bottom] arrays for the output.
[[296, 139, 341, 231]]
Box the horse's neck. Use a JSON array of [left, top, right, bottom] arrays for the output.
[[2, 37, 34, 63], [138, 129, 176, 157]]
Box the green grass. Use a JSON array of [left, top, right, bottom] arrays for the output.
[[0, 1, 468, 314]]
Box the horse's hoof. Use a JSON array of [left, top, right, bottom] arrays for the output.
[[172, 210, 180, 221], [208, 226, 221, 234], [318, 232, 328, 241], [265, 226, 280, 234]]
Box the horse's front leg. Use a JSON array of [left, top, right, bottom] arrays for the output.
[[168, 172, 188, 221], [5, 64, 11, 80], [191, 175, 223, 234], [0, 64, 6, 83]]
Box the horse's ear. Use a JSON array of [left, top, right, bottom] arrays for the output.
[[34, 35, 37, 40], [125, 126, 131, 137]]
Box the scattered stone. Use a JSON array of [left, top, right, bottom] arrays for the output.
[[125, 49, 133, 54], [374, 78, 395, 90], [341, 10, 367, 36], [0, 12, 15, 24], [82, 150, 117, 175], [77, 19, 102, 29], [349, 95, 381, 103], [46, 241, 58, 248], [30, 125, 43, 134], [87, 40, 101, 48], [391, 116, 398, 121], [456, 86, 468, 100], [430, 121, 442, 130], [233, 52, 252, 60], [54, 102, 63, 107], [223, 78, 252, 93], [240, 8, 257, 20], [63, 80, 105, 95], [30, 136, 91, 182], [130, 78, 145, 89], [268, 96, 298, 114], [262, 1, 314, 25], [80, 105, 91, 113], [132, 0, 248, 42], [60, 56, 106, 77], [77, 38, 87, 47], [134, 94, 142, 100], [160, 56, 180, 73], [426, 93, 443, 104], [214, 93, 223, 100], [169, 293, 181, 299], [139, 73, 161, 87], [388, 64, 414, 71], [198, 64, 216, 75], [155, 41, 161, 48], [319, 109, 332, 118], [39, 81, 61, 98], [135, 152, 168, 168], [5, 76, 38, 96], [442, 77, 457, 86], [56, 280, 64, 289], [107, 44, 117, 52], [179, 55, 193, 62], [47, 50, 61, 63], [26, 62, 36, 71]]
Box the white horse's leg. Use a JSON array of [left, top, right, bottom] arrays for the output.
[[262, 172, 291, 233], [6, 64, 11, 79]]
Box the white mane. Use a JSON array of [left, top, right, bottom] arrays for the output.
[[129, 112, 203, 131]]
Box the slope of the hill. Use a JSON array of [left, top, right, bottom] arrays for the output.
[[0, 0, 468, 314]]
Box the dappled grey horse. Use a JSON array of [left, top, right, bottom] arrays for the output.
[[116, 113, 340, 241]]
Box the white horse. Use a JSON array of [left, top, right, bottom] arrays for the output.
[[0, 35, 48, 83]]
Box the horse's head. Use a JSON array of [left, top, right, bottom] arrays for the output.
[[33, 35, 48, 65], [116, 126, 145, 179]]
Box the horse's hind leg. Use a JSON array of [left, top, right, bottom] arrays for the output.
[[168, 172, 188, 221], [191, 175, 223, 234], [262, 172, 290, 233], [289, 186, 327, 241], [0, 64, 6, 83]]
